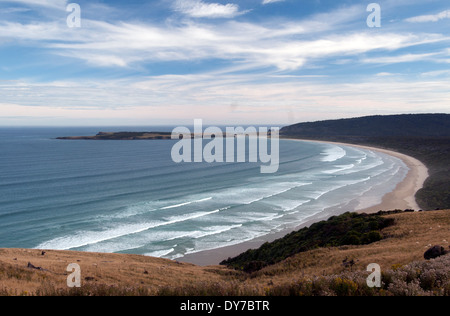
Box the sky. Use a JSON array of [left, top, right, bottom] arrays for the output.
[[0, 0, 449, 126]]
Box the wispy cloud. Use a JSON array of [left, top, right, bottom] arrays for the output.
[[405, 10, 450, 23], [1, 0, 450, 125], [173, 0, 246, 18], [2, 12, 445, 72], [262, 0, 285, 4], [2, 0, 68, 10], [1, 2, 448, 73], [361, 53, 440, 64], [421, 69, 450, 77], [2, 73, 449, 125]]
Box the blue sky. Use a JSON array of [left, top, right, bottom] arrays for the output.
[[0, 0, 449, 126]]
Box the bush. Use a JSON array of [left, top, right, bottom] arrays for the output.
[[341, 231, 361, 245], [267, 254, 450, 296], [222, 212, 395, 272], [361, 231, 382, 244], [242, 261, 266, 273], [330, 278, 359, 296]]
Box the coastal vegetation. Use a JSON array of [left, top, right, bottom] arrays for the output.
[[266, 254, 450, 296], [220, 212, 396, 273]]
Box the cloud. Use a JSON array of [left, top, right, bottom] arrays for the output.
[[2, 73, 450, 125], [173, 0, 245, 18], [405, 10, 450, 23], [7, 2, 422, 71], [0, 21, 69, 41], [361, 53, 440, 64], [2, 0, 68, 10], [375, 72, 395, 77], [262, 0, 285, 4], [1, 9, 446, 72], [2, 1, 450, 125], [421, 69, 450, 77]]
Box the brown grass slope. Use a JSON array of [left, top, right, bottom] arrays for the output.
[[0, 210, 449, 296]]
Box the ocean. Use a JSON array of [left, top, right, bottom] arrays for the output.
[[0, 127, 408, 260]]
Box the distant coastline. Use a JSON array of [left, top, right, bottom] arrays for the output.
[[56, 131, 174, 140], [56, 131, 264, 140]]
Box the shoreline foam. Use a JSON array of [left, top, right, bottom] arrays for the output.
[[179, 139, 429, 266]]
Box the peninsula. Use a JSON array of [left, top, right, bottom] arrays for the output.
[[56, 130, 270, 140], [56, 132, 174, 140]]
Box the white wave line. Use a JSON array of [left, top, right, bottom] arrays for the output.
[[35, 209, 220, 250], [144, 248, 175, 258], [244, 182, 311, 205], [160, 197, 213, 210], [192, 224, 243, 239]]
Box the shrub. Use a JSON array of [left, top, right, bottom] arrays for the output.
[[267, 254, 450, 296], [222, 212, 395, 272], [387, 279, 428, 296], [242, 261, 266, 274], [330, 278, 359, 296], [341, 231, 361, 245], [361, 231, 382, 244]]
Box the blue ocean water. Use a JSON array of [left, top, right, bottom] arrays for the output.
[[0, 127, 408, 260]]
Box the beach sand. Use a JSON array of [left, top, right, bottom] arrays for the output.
[[180, 140, 429, 266]]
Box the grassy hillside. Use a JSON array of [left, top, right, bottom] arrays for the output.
[[280, 114, 450, 210], [1, 210, 448, 296]]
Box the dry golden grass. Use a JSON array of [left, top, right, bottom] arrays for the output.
[[0, 249, 233, 295], [247, 210, 450, 287], [0, 209, 448, 296]]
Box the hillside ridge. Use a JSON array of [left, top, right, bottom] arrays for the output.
[[281, 113, 450, 138]]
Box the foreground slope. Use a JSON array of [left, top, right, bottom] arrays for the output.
[[0, 210, 448, 296]]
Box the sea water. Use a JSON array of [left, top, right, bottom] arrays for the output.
[[0, 127, 408, 260]]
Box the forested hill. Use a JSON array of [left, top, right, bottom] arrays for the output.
[[280, 114, 450, 138]]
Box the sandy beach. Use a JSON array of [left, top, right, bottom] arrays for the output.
[[180, 139, 429, 266]]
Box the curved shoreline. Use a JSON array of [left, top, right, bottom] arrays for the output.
[[180, 139, 429, 266], [291, 139, 429, 214]]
